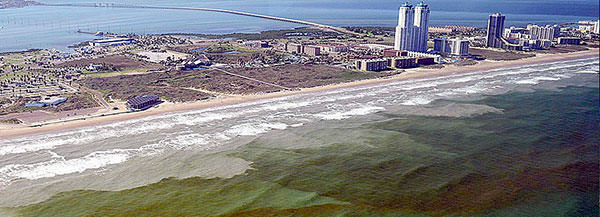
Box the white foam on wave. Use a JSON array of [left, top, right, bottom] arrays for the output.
[[0, 150, 129, 185], [400, 96, 434, 106], [165, 133, 211, 150], [0, 142, 167, 187], [225, 122, 288, 137], [0, 119, 177, 156], [314, 104, 385, 120], [576, 70, 599, 74], [515, 76, 561, 85]]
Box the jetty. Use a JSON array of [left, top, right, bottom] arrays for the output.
[[41, 3, 361, 36]]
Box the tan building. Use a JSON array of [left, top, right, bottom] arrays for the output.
[[286, 43, 302, 54], [355, 59, 388, 71], [387, 57, 417, 68], [303, 45, 321, 56]]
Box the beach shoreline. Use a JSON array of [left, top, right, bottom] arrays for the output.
[[1, 48, 598, 140]]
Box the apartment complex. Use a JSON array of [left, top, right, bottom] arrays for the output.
[[355, 59, 388, 71], [285, 43, 321, 56], [526, 24, 559, 41]]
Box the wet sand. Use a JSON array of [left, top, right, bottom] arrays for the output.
[[1, 48, 598, 140]]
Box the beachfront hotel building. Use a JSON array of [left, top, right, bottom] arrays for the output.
[[486, 13, 506, 48], [394, 2, 430, 52], [449, 38, 469, 56], [526, 24, 556, 41], [433, 37, 469, 56]]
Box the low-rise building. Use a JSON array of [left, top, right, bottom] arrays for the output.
[[25, 96, 67, 107], [406, 51, 442, 63], [355, 59, 388, 71], [303, 45, 321, 56], [382, 49, 408, 57], [244, 41, 270, 48], [416, 57, 435, 65], [285, 43, 321, 56], [285, 43, 303, 54], [387, 57, 417, 68], [557, 37, 581, 45], [127, 95, 160, 111], [316, 44, 350, 53], [527, 39, 552, 49]]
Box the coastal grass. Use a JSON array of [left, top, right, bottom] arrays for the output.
[[10, 87, 600, 217]]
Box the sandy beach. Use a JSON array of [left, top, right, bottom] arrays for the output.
[[1, 48, 598, 140]]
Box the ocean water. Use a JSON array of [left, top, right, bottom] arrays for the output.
[[1, 0, 599, 52], [0, 57, 598, 215]]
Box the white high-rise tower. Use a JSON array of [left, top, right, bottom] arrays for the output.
[[394, 2, 430, 52], [394, 3, 414, 51], [413, 2, 430, 52]]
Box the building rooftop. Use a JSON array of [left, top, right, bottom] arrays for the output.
[[127, 94, 159, 106], [401, 2, 412, 7]]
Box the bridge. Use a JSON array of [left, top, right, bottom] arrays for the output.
[[40, 3, 361, 36]]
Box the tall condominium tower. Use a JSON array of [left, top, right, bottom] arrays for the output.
[[394, 3, 415, 51], [486, 13, 506, 48], [413, 2, 430, 52], [394, 2, 429, 52]]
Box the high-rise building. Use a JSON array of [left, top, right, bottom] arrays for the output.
[[433, 37, 469, 56], [394, 3, 415, 51], [413, 2, 430, 52], [527, 25, 555, 41], [433, 37, 450, 54], [394, 2, 430, 52], [449, 38, 469, 56], [486, 13, 505, 48]]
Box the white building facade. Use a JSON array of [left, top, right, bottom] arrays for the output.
[[433, 37, 469, 56], [394, 2, 430, 52], [449, 38, 469, 56]]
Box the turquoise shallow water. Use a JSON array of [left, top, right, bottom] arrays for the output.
[[10, 85, 599, 216]]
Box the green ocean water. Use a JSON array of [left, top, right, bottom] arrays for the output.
[[8, 86, 599, 217]]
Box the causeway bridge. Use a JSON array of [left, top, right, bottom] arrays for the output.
[[40, 3, 361, 36]]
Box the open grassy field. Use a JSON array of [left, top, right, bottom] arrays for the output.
[[81, 71, 213, 102], [535, 45, 589, 54], [81, 64, 396, 99], [58, 55, 162, 72], [0, 92, 99, 116], [469, 48, 535, 61], [225, 64, 398, 89]]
